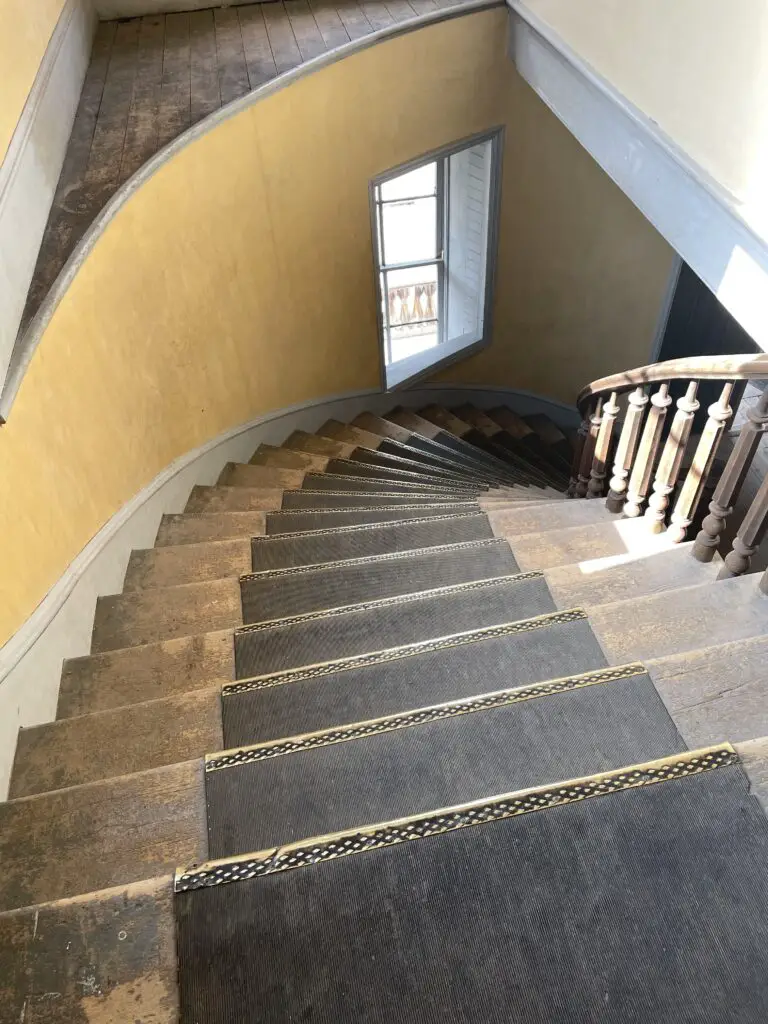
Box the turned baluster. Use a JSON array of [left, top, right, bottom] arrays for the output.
[[668, 383, 734, 542], [624, 384, 673, 518], [645, 382, 700, 533], [567, 417, 589, 497], [693, 389, 768, 561], [575, 399, 602, 498], [718, 472, 768, 578], [587, 392, 620, 498], [606, 387, 649, 513]]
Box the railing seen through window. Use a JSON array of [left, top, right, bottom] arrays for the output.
[[372, 132, 502, 389]]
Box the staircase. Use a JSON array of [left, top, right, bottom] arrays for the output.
[[3, 397, 768, 1022]]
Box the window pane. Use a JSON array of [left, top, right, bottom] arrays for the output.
[[381, 197, 438, 265], [379, 162, 436, 201], [384, 264, 439, 365], [445, 140, 492, 346]]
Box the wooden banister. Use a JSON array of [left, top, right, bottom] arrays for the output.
[[606, 387, 648, 513], [575, 399, 602, 498], [577, 354, 768, 413], [587, 392, 619, 498], [624, 385, 672, 518]]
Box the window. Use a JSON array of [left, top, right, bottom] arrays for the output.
[[372, 131, 502, 389]]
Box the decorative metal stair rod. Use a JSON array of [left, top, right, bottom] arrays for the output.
[[644, 382, 700, 533], [606, 387, 648, 513], [718, 472, 768, 579], [693, 389, 768, 562], [668, 384, 734, 542], [575, 399, 602, 498], [587, 392, 619, 498], [624, 384, 672, 518]]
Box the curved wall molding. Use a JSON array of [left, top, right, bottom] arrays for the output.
[[0, 0, 500, 422], [0, 0, 97, 400], [0, 383, 577, 799]]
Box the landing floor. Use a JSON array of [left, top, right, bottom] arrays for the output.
[[24, 0, 455, 332]]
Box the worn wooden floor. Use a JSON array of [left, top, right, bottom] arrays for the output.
[[23, 0, 456, 332]]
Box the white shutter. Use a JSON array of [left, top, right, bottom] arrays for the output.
[[445, 140, 492, 345]]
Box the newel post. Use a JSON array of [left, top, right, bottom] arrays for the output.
[[624, 384, 673, 518], [587, 392, 620, 498], [606, 387, 648, 512], [668, 383, 734, 542], [693, 389, 768, 561], [575, 399, 603, 498]]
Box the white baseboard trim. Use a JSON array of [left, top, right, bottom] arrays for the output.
[[0, 383, 574, 798], [0, 0, 97, 390], [507, 2, 768, 354]]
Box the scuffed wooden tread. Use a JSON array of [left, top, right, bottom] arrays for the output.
[[0, 761, 206, 912], [249, 445, 329, 471], [155, 511, 267, 546], [123, 538, 251, 591], [11, 688, 222, 798], [59, 628, 235, 718], [92, 577, 241, 652], [184, 484, 284, 513], [0, 875, 177, 1024]]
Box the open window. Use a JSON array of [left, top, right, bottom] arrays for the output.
[[372, 131, 502, 389]]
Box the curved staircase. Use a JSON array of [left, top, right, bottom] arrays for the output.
[[3, 400, 768, 1022]]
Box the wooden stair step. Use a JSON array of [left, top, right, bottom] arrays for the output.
[[59, 628, 235, 718], [184, 484, 283, 513], [123, 537, 251, 590], [0, 875, 177, 1024], [155, 511, 267, 546], [11, 688, 222, 799], [92, 577, 241, 653], [317, 419, 384, 449], [0, 761, 206, 912], [281, 429, 359, 458], [217, 462, 305, 489], [487, 500, 619, 537], [248, 445, 329, 471]]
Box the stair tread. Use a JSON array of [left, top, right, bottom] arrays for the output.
[[156, 511, 267, 546], [508, 516, 680, 572], [235, 571, 555, 678], [209, 666, 681, 857], [184, 484, 284, 513], [222, 610, 606, 746], [0, 761, 206, 912], [177, 753, 768, 1024]]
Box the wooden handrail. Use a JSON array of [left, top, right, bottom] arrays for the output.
[[577, 354, 768, 412]]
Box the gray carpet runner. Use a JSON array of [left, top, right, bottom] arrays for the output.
[[378, 431, 522, 485], [177, 753, 768, 1023], [321, 457, 489, 488], [402, 430, 524, 485], [280, 490, 467, 508], [356, 440, 506, 486], [265, 502, 480, 533], [301, 472, 480, 493], [208, 668, 682, 856], [222, 610, 607, 745], [331, 450, 487, 485], [240, 538, 519, 622], [249, 512, 494, 571], [234, 572, 555, 678]]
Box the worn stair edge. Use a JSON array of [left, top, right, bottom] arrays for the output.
[[59, 628, 235, 718], [155, 511, 267, 546], [589, 572, 768, 665], [249, 446, 330, 472], [184, 485, 284, 513], [0, 760, 207, 913], [91, 577, 242, 653], [123, 537, 252, 591], [217, 463, 306, 489], [0, 875, 178, 1024]]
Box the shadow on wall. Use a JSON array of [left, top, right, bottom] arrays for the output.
[[0, 6, 673, 649]]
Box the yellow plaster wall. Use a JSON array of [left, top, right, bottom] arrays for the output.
[[0, 8, 674, 645], [0, 0, 68, 162]]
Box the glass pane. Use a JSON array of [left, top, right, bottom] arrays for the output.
[[381, 197, 437, 265], [379, 162, 437, 201], [384, 264, 439, 365]]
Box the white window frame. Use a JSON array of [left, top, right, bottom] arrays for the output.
[[370, 128, 504, 391]]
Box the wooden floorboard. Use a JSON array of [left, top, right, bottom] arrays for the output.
[[22, 0, 429, 333]]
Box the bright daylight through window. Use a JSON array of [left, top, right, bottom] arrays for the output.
[[372, 133, 501, 389]]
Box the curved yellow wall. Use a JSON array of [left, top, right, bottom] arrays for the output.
[[0, 0, 67, 162], [0, 8, 673, 645]]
